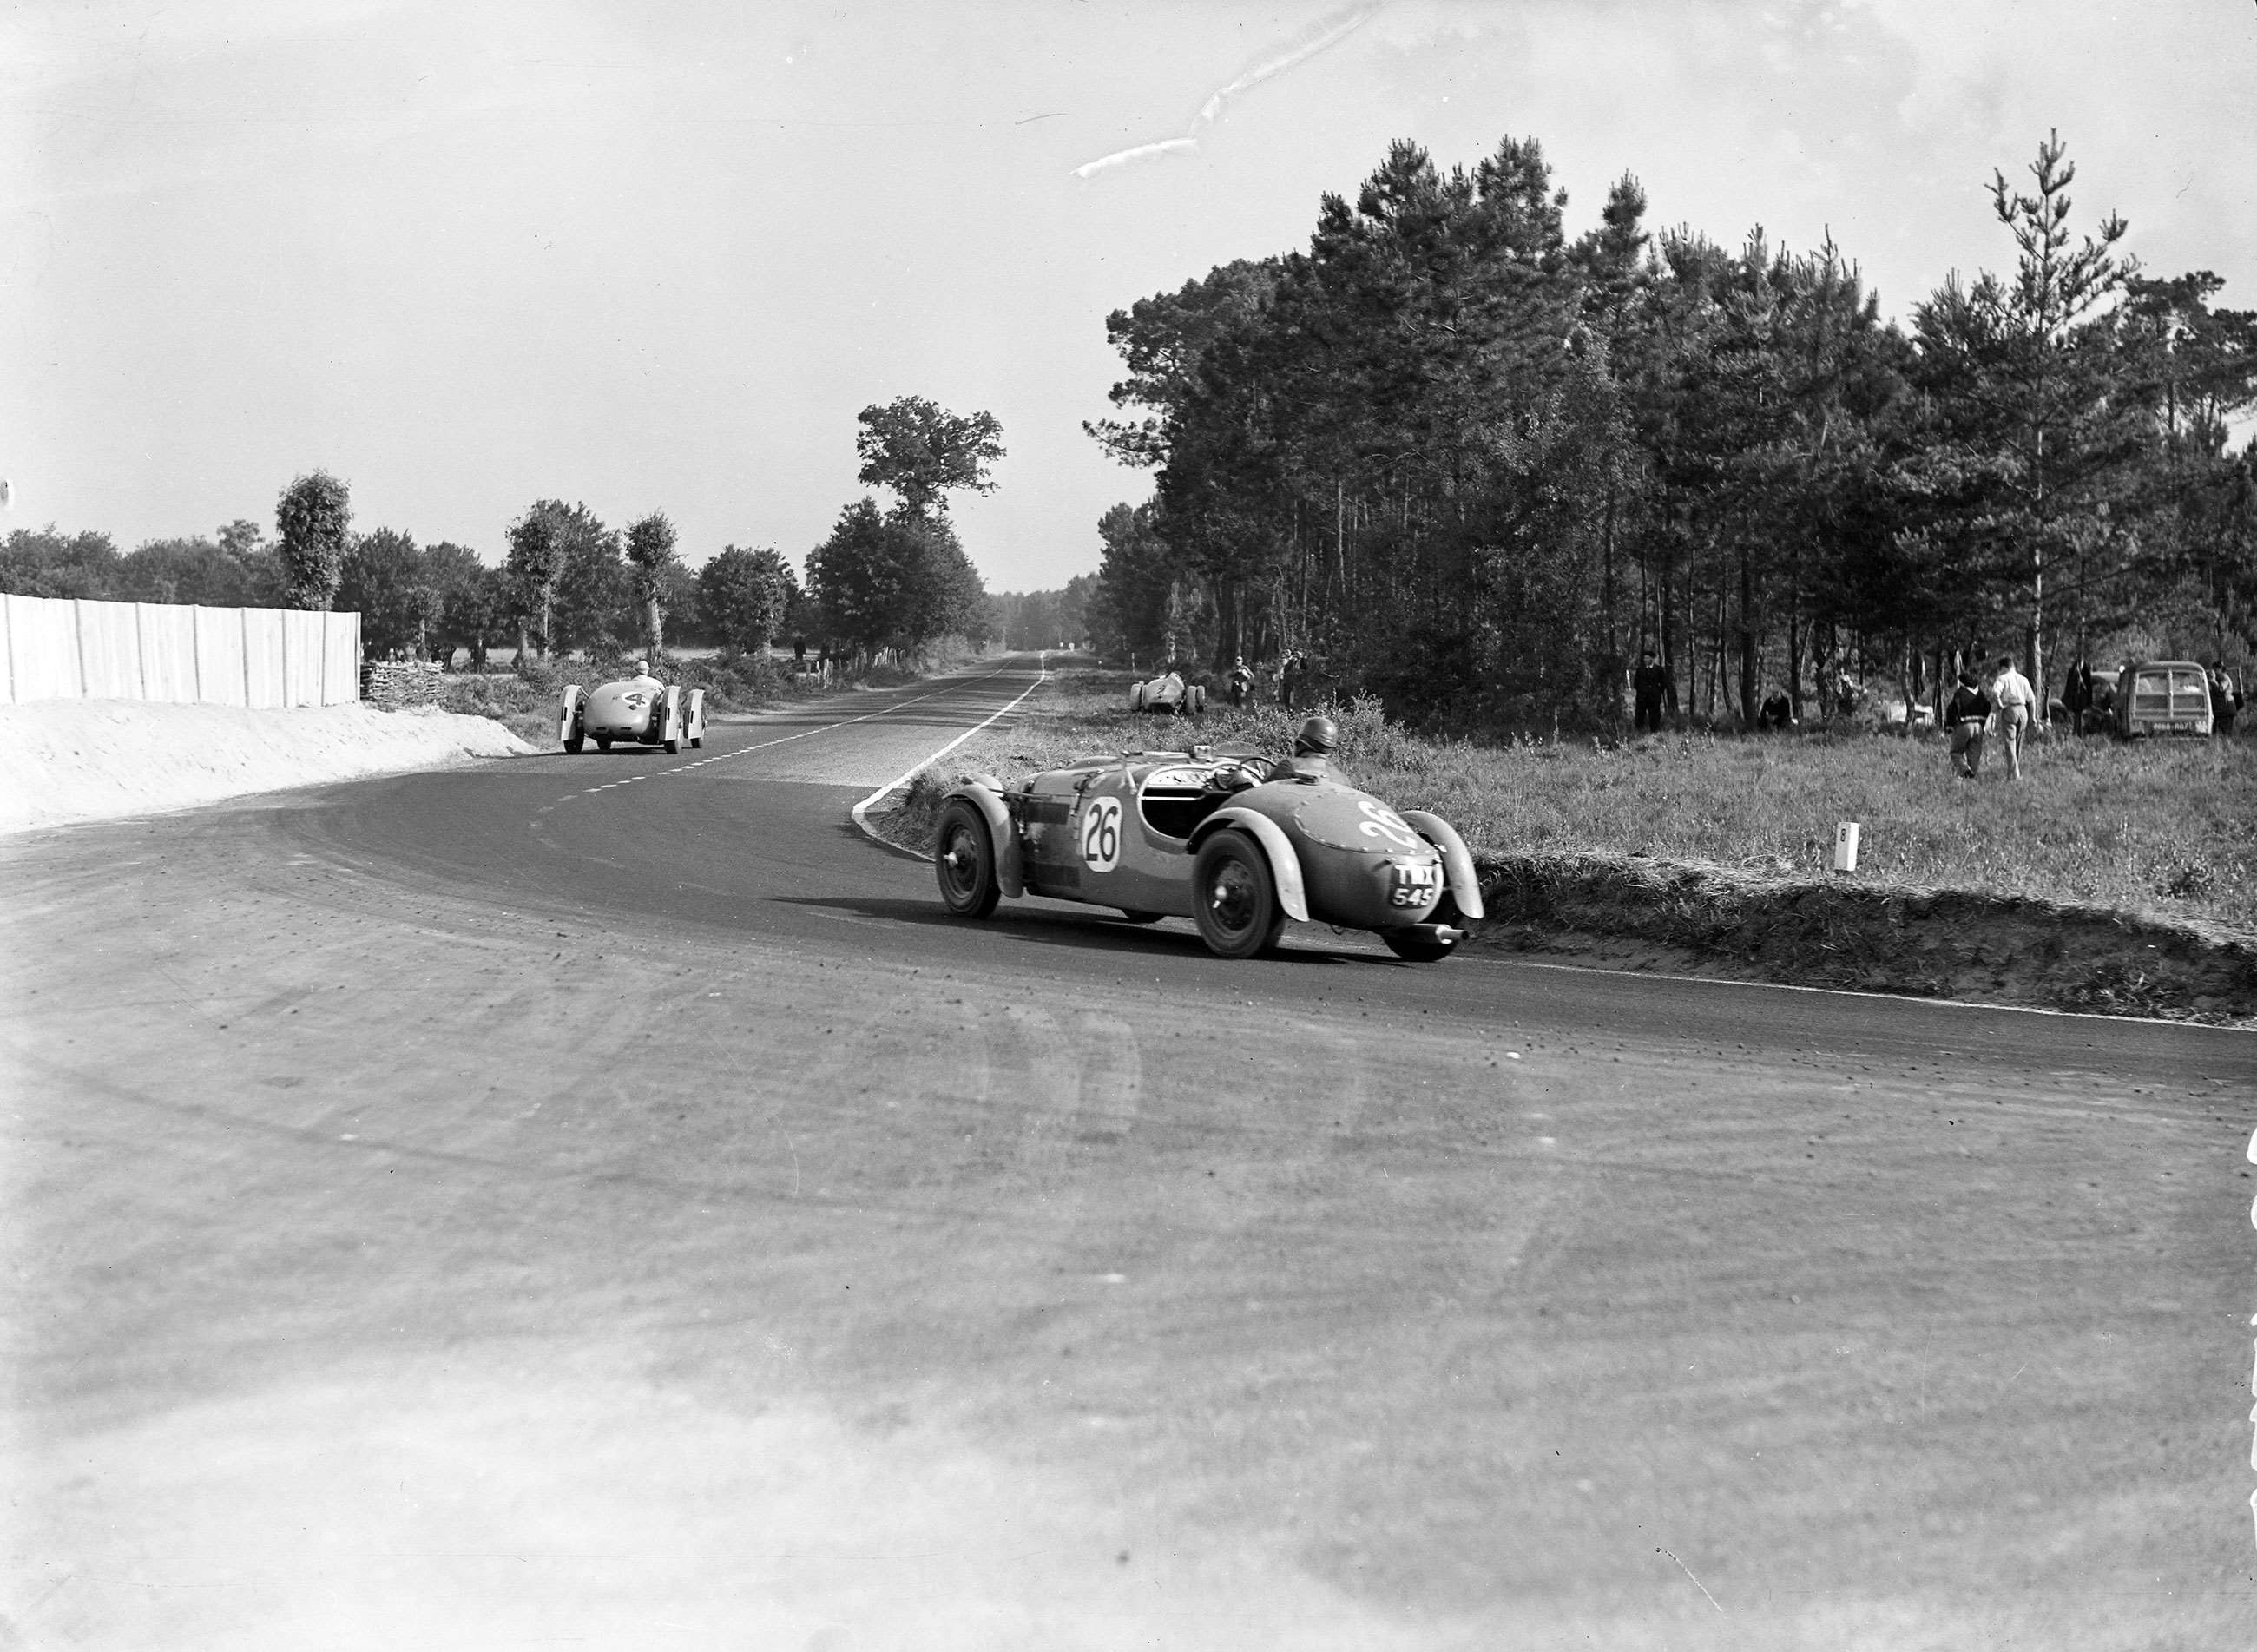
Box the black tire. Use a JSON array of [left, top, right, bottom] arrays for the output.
[[1382, 894, 1463, 964], [934, 800, 1002, 919], [1116, 909, 1163, 924], [1191, 832, 1286, 959], [564, 724, 586, 754], [691, 735, 702, 748], [595, 735, 612, 752], [665, 735, 680, 754]]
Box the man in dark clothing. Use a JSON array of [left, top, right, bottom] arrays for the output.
[[2211, 663, 2241, 735], [1227, 655, 1254, 708], [1757, 688, 1795, 732], [1944, 670, 1993, 779], [1631, 648, 1670, 734]]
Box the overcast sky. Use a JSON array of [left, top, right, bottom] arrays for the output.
[[5, 1, 2253, 592]]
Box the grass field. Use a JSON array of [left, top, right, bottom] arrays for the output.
[[896, 668, 2257, 939]]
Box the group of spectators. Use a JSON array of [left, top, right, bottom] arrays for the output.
[[1941, 656, 2040, 780], [1214, 649, 1339, 712]]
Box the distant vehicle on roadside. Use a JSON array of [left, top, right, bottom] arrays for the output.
[[2108, 661, 2213, 738], [931, 744, 1484, 962], [1128, 670, 1204, 716], [557, 663, 705, 754]]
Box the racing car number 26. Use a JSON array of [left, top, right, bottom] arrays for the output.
[[1080, 795, 1123, 871]]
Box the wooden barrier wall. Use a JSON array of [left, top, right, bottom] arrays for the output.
[[0, 595, 361, 708]]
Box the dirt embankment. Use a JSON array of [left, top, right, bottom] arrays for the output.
[[0, 701, 531, 835], [1474, 850, 2256, 1023]]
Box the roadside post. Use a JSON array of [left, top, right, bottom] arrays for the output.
[[1833, 822, 1861, 873]]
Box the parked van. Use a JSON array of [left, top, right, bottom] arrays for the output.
[[2112, 661, 2214, 738]]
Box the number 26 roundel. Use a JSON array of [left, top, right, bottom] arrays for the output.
[[1080, 795, 1123, 871]]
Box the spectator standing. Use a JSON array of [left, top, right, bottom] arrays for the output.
[[2062, 661, 2088, 730], [2211, 663, 2241, 736], [1989, 655, 2038, 780], [1631, 648, 1670, 734], [1279, 650, 1304, 712], [1227, 655, 1254, 708], [1945, 670, 1993, 780]]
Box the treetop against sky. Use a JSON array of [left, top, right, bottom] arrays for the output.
[[3, 0, 2251, 590]]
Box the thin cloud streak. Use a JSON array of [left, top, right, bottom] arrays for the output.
[[1072, 0, 1387, 180], [1072, 135, 1199, 181]]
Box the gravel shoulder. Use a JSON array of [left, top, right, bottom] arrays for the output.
[[0, 700, 532, 835]]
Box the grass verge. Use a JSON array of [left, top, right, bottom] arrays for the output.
[[869, 668, 2257, 1023]]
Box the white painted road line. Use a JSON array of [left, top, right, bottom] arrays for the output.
[[546, 663, 1031, 819], [849, 652, 1049, 855]]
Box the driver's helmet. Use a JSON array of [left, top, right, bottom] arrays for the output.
[[1293, 715, 1339, 757]]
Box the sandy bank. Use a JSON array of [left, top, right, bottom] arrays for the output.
[[1, 700, 532, 835]]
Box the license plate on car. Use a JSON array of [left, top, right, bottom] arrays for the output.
[[1391, 862, 1443, 906]]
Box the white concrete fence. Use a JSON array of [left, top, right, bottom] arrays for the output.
[[1, 594, 361, 708]]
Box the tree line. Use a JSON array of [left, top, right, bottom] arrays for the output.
[[1083, 130, 2257, 728], [1, 395, 1006, 669]]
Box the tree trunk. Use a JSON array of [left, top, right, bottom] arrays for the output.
[[645, 596, 664, 662], [1737, 543, 1757, 727]]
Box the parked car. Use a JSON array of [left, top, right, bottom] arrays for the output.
[[2109, 661, 2213, 738], [931, 744, 1484, 961], [557, 665, 706, 754]]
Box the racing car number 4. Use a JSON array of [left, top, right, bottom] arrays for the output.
[[1081, 795, 1123, 871]]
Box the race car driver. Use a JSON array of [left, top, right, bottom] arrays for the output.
[[1209, 715, 1343, 791]]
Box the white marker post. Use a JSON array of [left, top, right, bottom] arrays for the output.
[[1833, 822, 1861, 873]]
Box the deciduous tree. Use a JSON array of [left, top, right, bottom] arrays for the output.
[[275, 471, 351, 610], [854, 397, 1005, 519]]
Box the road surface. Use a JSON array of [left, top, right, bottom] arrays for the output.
[[3, 659, 2251, 1651]]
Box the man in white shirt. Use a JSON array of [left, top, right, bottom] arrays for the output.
[[1990, 655, 2038, 780]]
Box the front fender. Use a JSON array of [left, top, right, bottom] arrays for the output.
[[1399, 810, 1484, 920], [686, 688, 706, 741], [944, 781, 1023, 899], [1192, 807, 1310, 923]]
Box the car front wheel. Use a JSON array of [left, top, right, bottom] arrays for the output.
[[1191, 832, 1286, 958], [934, 800, 1002, 919]]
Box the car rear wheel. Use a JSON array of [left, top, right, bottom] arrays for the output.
[[935, 800, 1002, 919], [1191, 832, 1285, 959], [1382, 894, 1464, 963], [595, 735, 612, 752]]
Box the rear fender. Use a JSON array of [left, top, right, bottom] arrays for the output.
[[1399, 810, 1484, 921], [1190, 808, 1309, 922], [945, 780, 1023, 899], [661, 685, 681, 737]]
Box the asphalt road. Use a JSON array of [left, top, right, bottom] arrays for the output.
[[3, 658, 2253, 1651]]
